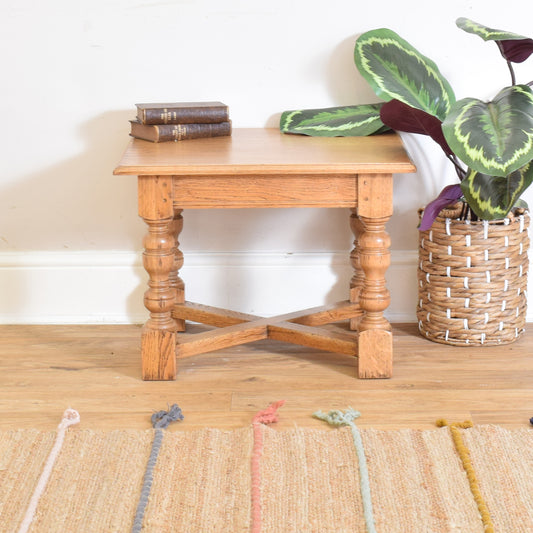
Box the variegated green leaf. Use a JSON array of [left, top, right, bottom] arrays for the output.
[[456, 17, 528, 41], [279, 104, 388, 137], [442, 85, 533, 177], [354, 29, 455, 121], [460, 161, 533, 219]]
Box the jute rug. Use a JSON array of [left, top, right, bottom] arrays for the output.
[[1, 404, 532, 532]]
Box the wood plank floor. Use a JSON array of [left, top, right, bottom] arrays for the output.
[[0, 323, 532, 431]]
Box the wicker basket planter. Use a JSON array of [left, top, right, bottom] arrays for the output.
[[417, 206, 530, 346]]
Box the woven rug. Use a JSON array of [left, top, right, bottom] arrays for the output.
[[1, 406, 532, 533]]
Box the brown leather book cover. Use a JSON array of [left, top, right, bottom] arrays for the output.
[[129, 120, 232, 142], [135, 102, 229, 125]]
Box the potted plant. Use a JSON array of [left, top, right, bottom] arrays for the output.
[[280, 18, 533, 345]]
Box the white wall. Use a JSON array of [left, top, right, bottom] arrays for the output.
[[1, 0, 532, 323]]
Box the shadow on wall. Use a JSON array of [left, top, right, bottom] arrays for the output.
[[327, 34, 380, 105], [0, 110, 142, 252], [0, 110, 146, 321]]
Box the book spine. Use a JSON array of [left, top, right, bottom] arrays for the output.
[[138, 106, 229, 125], [131, 121, 232, 143]]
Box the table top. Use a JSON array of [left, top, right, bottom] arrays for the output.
[[113, 128, 416, 176]]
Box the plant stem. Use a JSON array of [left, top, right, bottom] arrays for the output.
[[507, 61, 517, 85], [460, 201, 467, 221], [448, 154, 467, 181]]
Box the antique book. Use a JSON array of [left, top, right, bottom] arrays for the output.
[[135, 102, 229, 125], [129, 120, 232, 142]]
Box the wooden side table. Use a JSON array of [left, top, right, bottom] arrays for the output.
[[114, 128, 415, 380]]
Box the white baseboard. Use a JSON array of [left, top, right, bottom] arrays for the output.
[[0, 248, 498, 324]]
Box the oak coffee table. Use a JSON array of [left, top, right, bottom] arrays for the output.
[[114, 128, 415, 380]]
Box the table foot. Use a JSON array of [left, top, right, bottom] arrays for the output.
[[357, 329, 392, 378], [141, 327, 177, 380]]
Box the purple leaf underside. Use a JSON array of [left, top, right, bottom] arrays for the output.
[[419, 184, 463, 231], [499, 38, 533, 63], [380, 100, 453, 156]]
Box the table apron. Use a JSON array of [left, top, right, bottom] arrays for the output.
[[171, 174, 358, 208]]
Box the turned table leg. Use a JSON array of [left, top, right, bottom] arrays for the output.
[[356, 174, 393, 378], [349, 208, 365, 330], [138, 176, 178, 380], [170, 209, 186, 332]]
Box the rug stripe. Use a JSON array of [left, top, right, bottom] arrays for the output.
[[251, 400, 285, 533], [437, 419, 495, 533], [17, 409, 80, 533], [131, 404, 183, 533], [314, 408, 377, 533], [131, 429, 164, 533]]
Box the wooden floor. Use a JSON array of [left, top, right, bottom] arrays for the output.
[[1, 323, 532, 432]]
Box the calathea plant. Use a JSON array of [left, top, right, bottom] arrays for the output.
[[280, 18, 533, 230]]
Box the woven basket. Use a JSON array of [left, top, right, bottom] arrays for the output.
[[417, 205, 529, 346]]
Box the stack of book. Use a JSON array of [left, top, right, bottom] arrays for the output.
[[129, 101, 231, 143]]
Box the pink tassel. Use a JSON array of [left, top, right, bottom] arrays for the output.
[[251, 401, 285, 533], [252, 400, 286, 425], [18, 409, 80, 533]]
